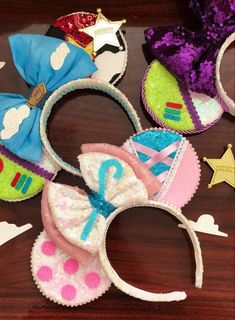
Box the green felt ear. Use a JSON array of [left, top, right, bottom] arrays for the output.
[[0, 153, 45, 201], [143, 60, 195, 131]]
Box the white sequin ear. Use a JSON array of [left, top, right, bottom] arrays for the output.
[[50, 43, 70, 70], [31, 230, 111, 306], [0, 105, 30, 140]]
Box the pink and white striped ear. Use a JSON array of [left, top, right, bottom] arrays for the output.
[[123, 128, 200, 208]]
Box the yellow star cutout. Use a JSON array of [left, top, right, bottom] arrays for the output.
[[80, 8, 126, 54], [203, 144, 235, 188]]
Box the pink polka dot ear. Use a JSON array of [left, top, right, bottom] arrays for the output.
[[31, 231, 111, 306]]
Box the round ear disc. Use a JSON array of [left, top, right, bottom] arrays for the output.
[[0, 146, 58, 201], [123, 128, 201, 208], [31, 230, 111, 306], [142, 60, 224, 134]]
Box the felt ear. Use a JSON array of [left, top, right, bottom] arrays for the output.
[[156, 141, 201, 208], [31, 230, 111, 306]]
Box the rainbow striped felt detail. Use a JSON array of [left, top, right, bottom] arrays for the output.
[[11, 173, 33, 194], [164, 102, 183, 121]]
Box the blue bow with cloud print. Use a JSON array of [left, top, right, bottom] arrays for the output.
[[0, 34, 97, 162]]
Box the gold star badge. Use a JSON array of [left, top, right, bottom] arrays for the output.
[[80, 8, 126, 54], [203, 144, 235, 188]]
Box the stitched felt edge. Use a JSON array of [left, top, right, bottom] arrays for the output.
[[141, 61, 223, 134], [98, 200, 203, 302], [0, 144, 56, 180], [112, 31, 128, 85], [31, 230, 112, 307], [40, 78, 142, 177], [215, 32, 235, 116], [0, 147, 59, 202], [155, 137, 188, 201], [122, 127, 201, 208]]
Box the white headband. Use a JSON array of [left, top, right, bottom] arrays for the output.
[[99, 201, 203, 302], [40, 79, 142, 176], [216, 32, 235, 116]]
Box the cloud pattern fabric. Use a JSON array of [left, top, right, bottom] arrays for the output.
[[0, 34, 97, 162]]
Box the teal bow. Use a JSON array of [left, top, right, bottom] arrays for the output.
[[80, 159, 123, 241]]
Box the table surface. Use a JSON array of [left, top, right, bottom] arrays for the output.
[[0, 1, 234, 319]]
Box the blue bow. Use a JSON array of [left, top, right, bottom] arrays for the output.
[[80, 159, 123, 241], [0, 34, 97, 162]]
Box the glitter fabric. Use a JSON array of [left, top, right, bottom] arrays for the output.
[[131, 130, 182, 176], [123, 128, 201, 208], [145, 0, 235, 98], [141, 59, 224, 134], [47, 152, 148, 253], [35, 139, 202, 304], [88, 192, 116, 219], [31, 230, 111, 306]]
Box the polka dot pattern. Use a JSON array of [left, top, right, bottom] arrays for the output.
[[85, 272, 101, 289], [61, 285, 77, 301], [31, 230, 111, 306], [63, 259, 79, 275], [41, 241, 56, 256], [37, 266, 53, 282]]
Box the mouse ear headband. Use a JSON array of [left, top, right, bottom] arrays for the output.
[[31, 128, 203, 306], [142, 0, 235, 134]]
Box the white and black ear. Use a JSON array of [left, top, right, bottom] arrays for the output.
[[91, 31, 127, 84]]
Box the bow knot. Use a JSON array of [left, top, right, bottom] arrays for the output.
[[47, 149, 150, 253], [27, 83, 52, 109], [80, 159, 123, 241], [88, 192, 116, 219]]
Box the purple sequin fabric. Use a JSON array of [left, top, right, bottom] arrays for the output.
[[145, 0, 235, 97]]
